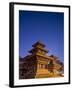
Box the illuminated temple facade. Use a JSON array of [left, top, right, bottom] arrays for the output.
[[19, 41, 64, 79]]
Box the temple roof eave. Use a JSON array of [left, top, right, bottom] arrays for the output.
[[29, 48, 48, 53], [35, 53, 54, 60], [32, 41, 45, 47]]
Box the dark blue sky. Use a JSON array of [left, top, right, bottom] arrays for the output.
[[19, 10, 64, 62]]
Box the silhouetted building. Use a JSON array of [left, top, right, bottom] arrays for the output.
[[19, 41, 64, 79]]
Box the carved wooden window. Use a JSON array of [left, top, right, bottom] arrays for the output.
[[45, 65, 48, 69], [41, 64, 43, 68]]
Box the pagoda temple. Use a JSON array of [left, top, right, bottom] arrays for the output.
[[19, 41, 64, 79]]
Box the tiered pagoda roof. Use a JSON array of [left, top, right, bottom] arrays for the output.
[[29, 41, 48, 55]]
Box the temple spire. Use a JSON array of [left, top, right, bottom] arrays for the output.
[[32, 41, 45, 47]]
